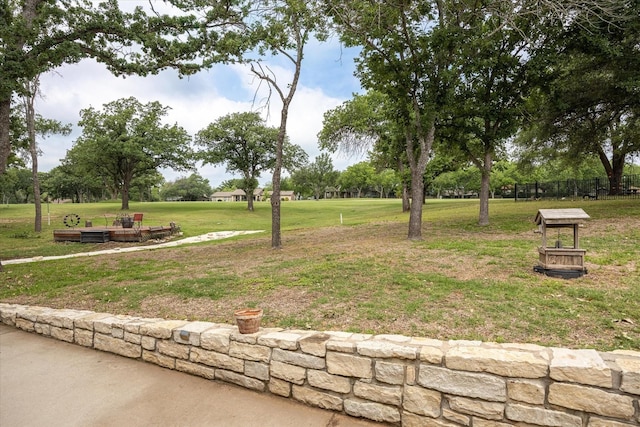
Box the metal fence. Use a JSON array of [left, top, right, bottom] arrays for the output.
[[513, 174, 640, 201]]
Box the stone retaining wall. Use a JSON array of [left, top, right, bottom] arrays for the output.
[[1, 303, 639, 426]]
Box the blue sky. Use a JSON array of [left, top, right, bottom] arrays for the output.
[[36, 37, 365, 188]]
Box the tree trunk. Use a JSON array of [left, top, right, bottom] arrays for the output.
[[245, 184, 255, 211], [121, 173, 132, 210], [402, 184, 410, 212], [478, 151, 492, 226], [597, 145, 626, 195], [0, 98, 10, 175], [407, 168, 424, 240], [271, 142, 282, 248], [406, 118, 435, 240], [271, 103, 288, 248], [398, 159, 411, 212], [25, 78, 42, 232], [247, 194, 254, 211], [122, 188, 130, 209], [610, 151, 625, 196], [32, 160, 42, 232]]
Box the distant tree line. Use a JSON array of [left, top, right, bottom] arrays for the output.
[[5, 154, 637, 205]]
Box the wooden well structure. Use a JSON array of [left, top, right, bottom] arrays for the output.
[[534, 208, 590, 278]]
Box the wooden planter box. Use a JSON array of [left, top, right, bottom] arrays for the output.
[[538, 247, 587, 271]]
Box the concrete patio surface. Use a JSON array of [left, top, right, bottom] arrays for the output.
[[0, 325, 384, 427]]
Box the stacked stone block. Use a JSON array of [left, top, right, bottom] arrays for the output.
[[2, 303, 639, 426]]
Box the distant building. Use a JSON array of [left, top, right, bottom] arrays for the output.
[[210, 188, 297, 202], [282, 191, 295, 201], [210, 188, 266, 202]]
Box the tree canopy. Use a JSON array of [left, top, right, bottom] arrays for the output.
[[0, 0, 247, 174], [161, 173, 212, 202], [517, 0, 640, 194], [291, 153, 339, 200], [324, 0, 471, 239], [196, 111, 307, 211], [66, 97, 193, 210], [338, 162, 375, 199]]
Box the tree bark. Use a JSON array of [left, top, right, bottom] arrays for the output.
[[247, 193, 254, 211], [271, 123, 283, 248], [122, 171, 132, 210], [610, 151, 625, 196], [597, 144, 626, 195], [245, 182, 255, 211], [407, 168, 424, 240], [31, 155, 42, 232], [25, 78, 42, 232], [406, 117, 435, 240], [0, 98, 10, 175], [478, 151, 492, 226], [402, 183, 410, 212], [264, 21, 304, 249]]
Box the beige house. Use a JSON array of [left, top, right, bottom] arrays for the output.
[[211, 190, 247, 202], [281, 190, 296, 201], [210, 188, 266, 202], [211, 188, 296, 202]]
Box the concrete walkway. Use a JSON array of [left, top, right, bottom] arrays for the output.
[[0, 325, 383, 427], [2, 230, 264, 265]]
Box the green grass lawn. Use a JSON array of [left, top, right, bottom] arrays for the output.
[[1, 198, 639, 351]]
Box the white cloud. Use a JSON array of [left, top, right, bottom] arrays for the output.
[[35, 41, 363, 188]]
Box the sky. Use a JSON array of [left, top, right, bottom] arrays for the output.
[[35, 37, 366, 188]]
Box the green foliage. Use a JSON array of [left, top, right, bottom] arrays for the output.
[[0, 168, 32, 203], [318, 91, 394, 156], [518, 0, 640, 192], [161, 173, 211, 201], [42, 163, 105, 202], [195, 111, 307, 210], [372, 168, 400, 198], [216, 179, 247, 192], [431, 168, 481, 198], [196, 112, 280, 173], [67, 97, 193, 210], [338, 162, 375, 198], [1, 0, 246, 173], [291, 153, 339, 199]]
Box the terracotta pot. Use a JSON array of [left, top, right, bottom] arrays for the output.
[[234, 308, 263, 334]]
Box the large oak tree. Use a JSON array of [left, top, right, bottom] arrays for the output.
[[67, 97, 193, 210], [442, 2, 531, 226], [196, 111, 307, 211], [325, 0, 460, 239], [518, 0, 640, 194], [0, 0, 245, 174]]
